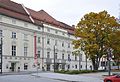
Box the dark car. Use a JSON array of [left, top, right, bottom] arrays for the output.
[[104, 75, 120, 82]]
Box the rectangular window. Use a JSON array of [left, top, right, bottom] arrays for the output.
[[47, 28, 50, 32], [12, 45, 16, 56], [75, 55, 77, 61], [62, 42, 64, 47], [47, 52, 50, 58], [12, 19, 16, 24], [68, 43, 70, 48], [24, 63, 28, 70], [55, 30, 58, 34], [24, 23, 28, 27], [75, 65, 77, 69], [62, 54, 64, 60], [38, 26, 41, 30], [0, 63, 1, 69], [12, 32, 16, 38], [68, 54, 70, 61], [55, 40, 57, 46], [0, 30, 2, 37], [24, 47, 27, 56], [37, 51, 40, 58], [47, 38, 50, 44], [68, 64, 70, 69], [38, 37, 41, 43]]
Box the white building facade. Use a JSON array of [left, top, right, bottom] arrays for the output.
[[0, 0, 92, 72]]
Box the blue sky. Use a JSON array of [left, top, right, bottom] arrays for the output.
[[12, 0, 120, 26]]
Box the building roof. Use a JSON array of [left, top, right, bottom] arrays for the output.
[[0, 0, 74, 34]]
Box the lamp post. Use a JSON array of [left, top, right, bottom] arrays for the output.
[[79, 53, 81, 71], [0, 37, 2, 74], [53, 45, 56, 72], [107, 48, 113, 76]]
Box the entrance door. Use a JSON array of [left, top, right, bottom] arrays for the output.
[[55, 63, 59, 71], [11, 63, 16, 72], [47, 64, 50, 71]]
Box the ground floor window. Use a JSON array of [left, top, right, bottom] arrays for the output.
[[0, 63, 1, 69], [67, 64, 70, 70], [75, 65, 77, 69], [24, 63, 28, 70]]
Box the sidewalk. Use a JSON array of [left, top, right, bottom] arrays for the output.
[[32, 72, 103, 82]]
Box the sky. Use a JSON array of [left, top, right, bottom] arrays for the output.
[[11, 0, 120, 26]]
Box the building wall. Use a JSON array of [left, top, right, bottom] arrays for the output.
[[0, 14, 92, 72]]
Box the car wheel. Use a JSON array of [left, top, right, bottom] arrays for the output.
[[106, 80, 112, 82]]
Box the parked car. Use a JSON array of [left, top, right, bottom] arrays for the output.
[[104, 75, 120, 82]]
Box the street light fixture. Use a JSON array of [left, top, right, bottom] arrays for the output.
[[0, 37, 2, 74]]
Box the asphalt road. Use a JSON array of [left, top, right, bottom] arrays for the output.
[[0, 75, 66, 82]]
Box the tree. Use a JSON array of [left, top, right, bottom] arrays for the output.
[[73, 10, 120, 70], [109, 31, 120, 69]]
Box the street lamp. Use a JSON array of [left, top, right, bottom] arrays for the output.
[[53, 45, 56, 72], [107, 48, 113, 76], [79, 53, 82, 71], [0, 37, 2, 74]]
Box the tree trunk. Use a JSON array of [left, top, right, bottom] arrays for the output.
[[92, 57, 100, 70]]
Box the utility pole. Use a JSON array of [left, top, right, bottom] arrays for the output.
[[0, 38, 2, 74], [54, 45, 56, 72], [107, 48, 113, 76], [79, 53, 81, 71]]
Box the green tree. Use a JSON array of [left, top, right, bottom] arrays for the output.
[[73, 10, 120, 70]]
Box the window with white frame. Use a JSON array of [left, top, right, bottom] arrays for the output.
[[47, 38, 50, 44], [55, 30, 58, 34], [12, 45, 16, 56], [24, 23, 28, 27], [75, 55, 77, 61], [0, 30, 2, 37], [68, 43, 70, 48], [12, 32, 16, 38], [62, 54, 64, 60], [62, 42, 64, 47], [24, 47, 28, 56], [62, 32, 65, 35], [12, 19, 16, 24], [38, 26, 41, 30], [55, 40, 57, 46], [37, 51, 40, 58], [47, 28, 50, 32], [38, 37, 41, 43], [75, 65, 77, 69], [68, 54, 70, 61], [47, 52, 50, 59], [24, 63, 28, 70]]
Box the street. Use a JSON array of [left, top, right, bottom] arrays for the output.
[[0, 74, 65, 82], [0, 72, 107, 82]]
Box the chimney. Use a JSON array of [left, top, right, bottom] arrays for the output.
[[72, 25, 75, 28]]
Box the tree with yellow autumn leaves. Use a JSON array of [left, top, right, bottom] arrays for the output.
[[73, 10, 120, 70]]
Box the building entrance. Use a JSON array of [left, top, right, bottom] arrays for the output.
[[11, 63, 16, 72]]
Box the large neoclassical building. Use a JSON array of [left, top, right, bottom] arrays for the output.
[[0, 0, 92, 72]]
